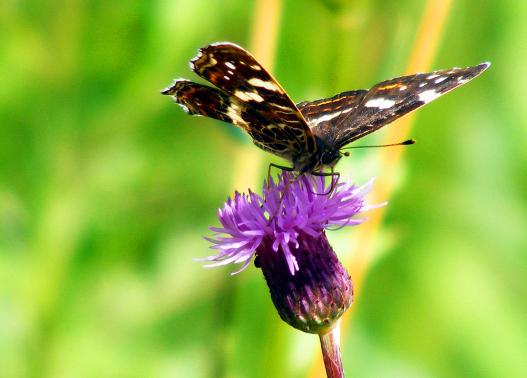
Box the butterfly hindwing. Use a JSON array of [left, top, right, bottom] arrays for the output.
[[161, 80, 304, 158], [327, 63, 490, 149], [162, 80, 247, 128], [297, 90, 368, 145]]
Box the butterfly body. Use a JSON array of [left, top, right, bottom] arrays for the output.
[[162, 42, 489, 174], [291, 138, 339, 174]]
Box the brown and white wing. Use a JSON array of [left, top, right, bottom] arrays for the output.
[[298, 62, 490, 150], [331, 63, 490, 149], [189, 42, 317, 158]]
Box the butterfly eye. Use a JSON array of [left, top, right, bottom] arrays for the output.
[[320, 150, 340, 165]]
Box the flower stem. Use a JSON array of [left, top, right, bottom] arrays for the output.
[[318, 320, 344, 378]]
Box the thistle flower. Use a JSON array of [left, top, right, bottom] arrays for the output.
[[202, 172, 380, 377], [203, 172, 378, 328]]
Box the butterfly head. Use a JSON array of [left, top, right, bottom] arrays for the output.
[[318, 148, 342, 168], [293, 141, 343, 174]]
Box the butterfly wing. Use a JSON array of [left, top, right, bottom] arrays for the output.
[[162, 80, 244, 126], [301, 63, 490, 150], [163, 42, 317, 161], [162, 80, 298, 158], [297, 90, 368, 145]]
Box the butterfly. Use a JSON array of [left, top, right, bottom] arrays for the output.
[[162, 42, 489, 175]]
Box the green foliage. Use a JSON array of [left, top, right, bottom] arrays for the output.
[[1, 1, 525, 377]]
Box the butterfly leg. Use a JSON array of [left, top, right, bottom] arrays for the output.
[[267, 163, 294, 189], [265, 164, 300, 220], [310, 169, 340, 195], [268, 172, 299, 221]]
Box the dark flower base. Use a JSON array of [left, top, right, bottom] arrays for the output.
[[256, 231, 353, 334]]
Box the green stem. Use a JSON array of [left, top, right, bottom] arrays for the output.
[[318, 320, 344, 378]]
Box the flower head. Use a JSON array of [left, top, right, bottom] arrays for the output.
[[203, 172, 381, 333], [203, 172, 376, 275]]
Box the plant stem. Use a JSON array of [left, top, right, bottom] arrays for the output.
[[318, 320, 344, 378]]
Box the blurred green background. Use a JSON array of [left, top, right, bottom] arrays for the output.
[[1, 1, 526, 377]]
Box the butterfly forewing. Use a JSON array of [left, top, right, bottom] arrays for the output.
[[190, 43, 316, 156], [328, 62, 490, 149]]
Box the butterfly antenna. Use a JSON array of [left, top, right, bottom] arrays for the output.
[[341, 139, 415, 155]]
